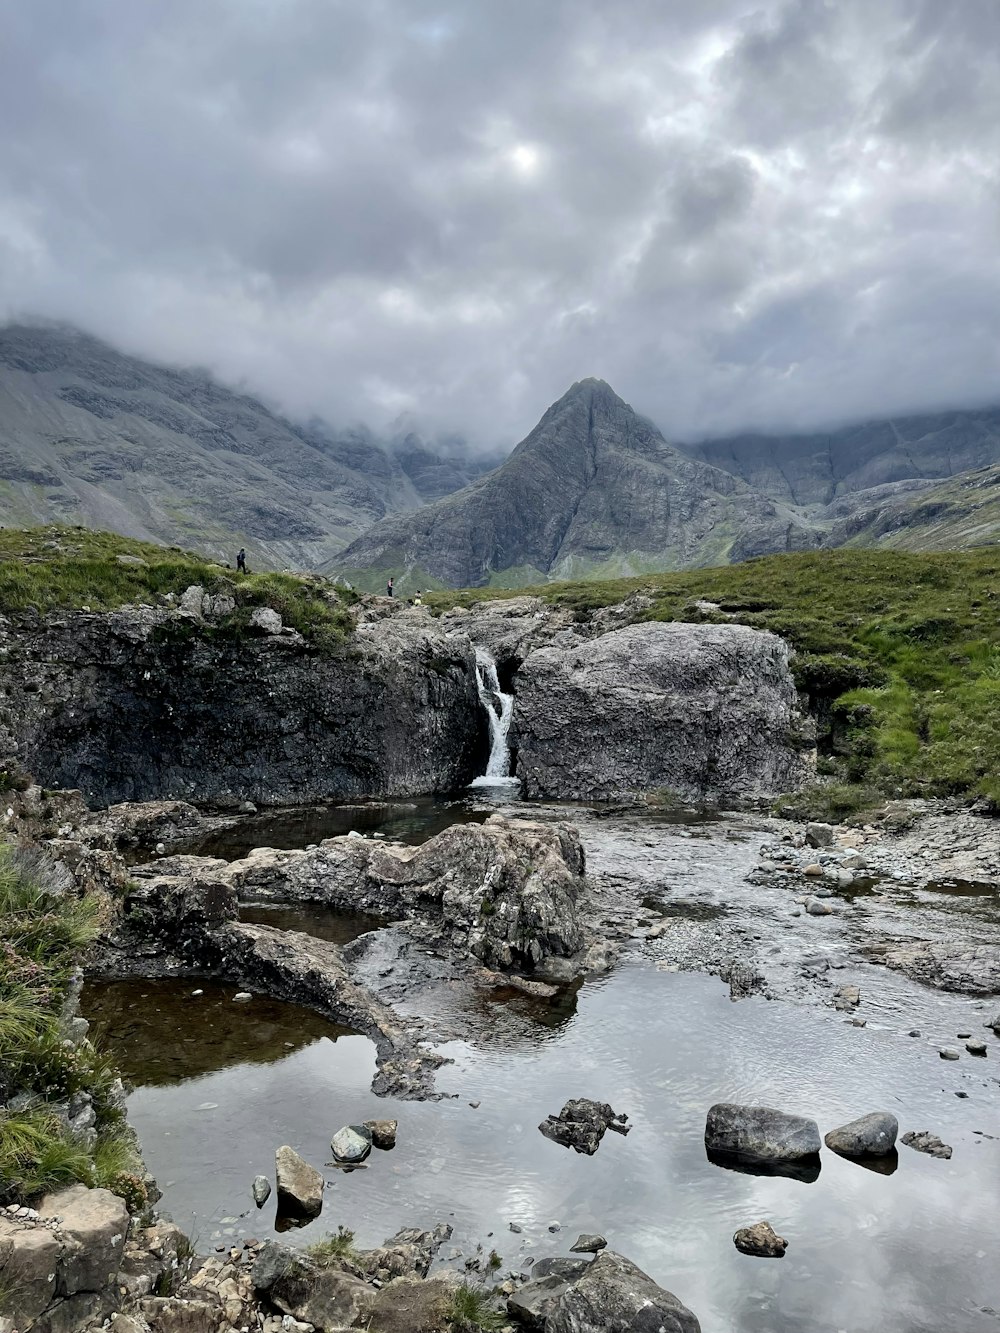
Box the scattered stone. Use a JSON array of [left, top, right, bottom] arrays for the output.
[[538, 1099, 631, 1155], [509, 1222, 523, 1234], [569, 1233, 607, 1254], [363, 1118, 398, 1151], [803, 864, 824, 877], [957, 1031, 972, 1038], [901, 1131, 953, 1159], [733, 1220, 787, 1258], [274, 1145, 324, 1219], [966, 1039, 988, 1056], [249, 606, 283, 635], [908, 1029, 921, 1037], [330, 1124, 373, 1164], [705, 1103, 821, 1164], [824, 1112, 898, 1158], [806, 823, 835, 849], [833, 984, 861, 1012], [233, 991, 252, 1002], [939, 1048, 961, 1061], [806, 897, 832, 916], [252, 1175, 271, 1207]]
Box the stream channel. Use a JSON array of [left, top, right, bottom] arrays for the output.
[[82, 795, 1000, 1333]]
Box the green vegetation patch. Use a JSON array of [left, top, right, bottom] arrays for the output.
[[0, 845, 142, 1206], [0, 526, 357, 647], [429, 548, 1000, 803]]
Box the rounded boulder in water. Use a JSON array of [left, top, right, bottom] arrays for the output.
[[330, 1124, 373, 1164], [824, 1111, 898, 1159]]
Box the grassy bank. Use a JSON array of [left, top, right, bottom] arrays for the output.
[[429, 548, 1000, 805], [0, 527, 356, 646], [0, 845, 142, 1207]]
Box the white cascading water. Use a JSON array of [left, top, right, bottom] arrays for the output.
[[470, 648, 520, 786]]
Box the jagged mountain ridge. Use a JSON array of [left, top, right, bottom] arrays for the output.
[[333, 379, 819, 588], [683, 408, 1000, 506], [0, 323, 496, 569]]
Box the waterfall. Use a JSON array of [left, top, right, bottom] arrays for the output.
[[471, 648, 520, 787]]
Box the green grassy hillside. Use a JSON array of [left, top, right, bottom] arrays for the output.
[[431, 548, 1000, 805], [0, 527, 356, 644]]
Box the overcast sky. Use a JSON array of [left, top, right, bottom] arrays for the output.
[[2, 0, 999, 447]]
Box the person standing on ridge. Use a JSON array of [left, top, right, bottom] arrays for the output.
[[236, 548, 247, 574], [387, 577, 394, 597]]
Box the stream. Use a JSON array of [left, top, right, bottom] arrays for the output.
[[82, 799, 1000, 1333]]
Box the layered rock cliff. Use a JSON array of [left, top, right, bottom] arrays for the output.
[[0, 606, 485, 807]]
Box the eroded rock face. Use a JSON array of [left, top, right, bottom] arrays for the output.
[[513, 622, 814, 803], [217, 815, 586, 972], [0, 607, 484, 807], [705, 1103, 822, 1164]]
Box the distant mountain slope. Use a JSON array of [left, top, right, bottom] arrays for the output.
[[683, 407, 1000, 507], [333, 379, 819, 589], [0, 324, 491, 569], [827, 464, 1000, 552]]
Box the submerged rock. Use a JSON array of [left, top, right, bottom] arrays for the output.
[[274, 1145, 323, 1219], [705, 1103, 821, 1164], [733, 1220, 788, 1258], [514, 622, 813, 803], [824, 1112, 898, 1158], [539, 1099, 631, 1155], [330, 1124, 372, 1164], [901, 1131, 953, 1159]]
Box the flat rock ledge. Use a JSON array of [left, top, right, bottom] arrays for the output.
[[90, 815, 592, 1099]]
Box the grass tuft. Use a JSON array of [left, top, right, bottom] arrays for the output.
[[446, 1283, 506, 1332], [306, 1226, 358, 1267]]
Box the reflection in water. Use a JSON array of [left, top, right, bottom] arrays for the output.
[[239, 902, 385, 946], [705, 1148, 822, 1185], [82, 978, 354, 1085], [85, 967, 1000, 1333], [187, 798, 492, 861]]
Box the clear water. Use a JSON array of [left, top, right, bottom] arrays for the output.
[[83, 963, 1000, 1332]]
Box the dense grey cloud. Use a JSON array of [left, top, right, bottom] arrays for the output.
[[1, 0, 998, 447]]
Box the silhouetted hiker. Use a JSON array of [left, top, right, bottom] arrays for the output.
[[413, 590, 423, 606], [236, 548, 246, 573], [387, 577, 394, 597]]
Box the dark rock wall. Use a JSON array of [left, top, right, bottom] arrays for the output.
[[0, 609, 486, 806]]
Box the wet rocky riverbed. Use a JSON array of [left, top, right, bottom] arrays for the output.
[[81, 795, 1000, 1332]]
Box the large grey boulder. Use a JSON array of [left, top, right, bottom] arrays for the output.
[[274, 1146, 323, 1220], [705, 1103, 821, 1164], [514, 622, 813, 802], [546, 1250, 701, 1333], [825, 1112, 898, 1159]]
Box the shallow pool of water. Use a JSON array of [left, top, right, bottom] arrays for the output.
[[83, 963, 1000, 1333], [238, 902, 386, 946]]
